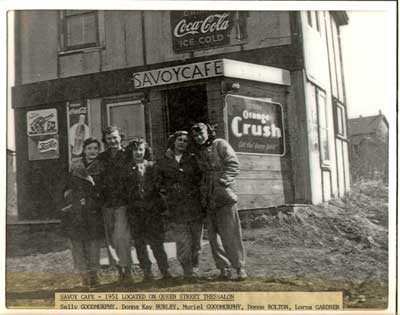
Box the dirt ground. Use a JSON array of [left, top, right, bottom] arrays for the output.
[[6, 180, 388, 310]]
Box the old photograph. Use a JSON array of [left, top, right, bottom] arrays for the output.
[[5, 2, 396, 313]]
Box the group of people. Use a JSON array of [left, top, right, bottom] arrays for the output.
[[61, 122, 247, 288]]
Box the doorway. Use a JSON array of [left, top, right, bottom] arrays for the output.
[[165, 85, 208, 133]]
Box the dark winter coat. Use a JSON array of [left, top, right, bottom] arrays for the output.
[[98, 148, 129, 208], [60, 158, 105, 240], [192, 138, 240, 210], [156, 150, 203, 223], [123, 159, 166, 238]]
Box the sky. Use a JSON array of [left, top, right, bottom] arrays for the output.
[[341, 11, 394, 119]]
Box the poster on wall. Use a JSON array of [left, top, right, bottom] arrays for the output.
[[28, 135, 60, 161], [26, 108, 58, 136], [226, 94, 285, 156], [170, 11, 247, 53], [67, 101, 90, 165]]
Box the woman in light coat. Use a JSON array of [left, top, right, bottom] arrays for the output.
[[190, 123, 247, 281]]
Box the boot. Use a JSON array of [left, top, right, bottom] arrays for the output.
[[160, 269, 173, 280], [80, 273, 90, 287], [236, 267, 248, 281], [117, 266, 132, 284], [88, 271, 100, 288], [218, 267, 232, 280], [143, 269, 155, 282]]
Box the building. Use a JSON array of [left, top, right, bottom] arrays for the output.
[[349, 112, 389, 181], [12, 10, 350, 220]]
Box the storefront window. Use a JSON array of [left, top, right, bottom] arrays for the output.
[[107, 100, 146, 147], [62, 10, 99, 50]]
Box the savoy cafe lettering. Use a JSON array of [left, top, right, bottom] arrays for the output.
[[132, 60, 223, 89]]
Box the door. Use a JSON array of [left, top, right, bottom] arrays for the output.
[[165, 85, 208, 133]]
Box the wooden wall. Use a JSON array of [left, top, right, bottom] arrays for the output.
[[16, 11, 292, 85], [221, 79, 294, 209], [14, 104, 70, 220]]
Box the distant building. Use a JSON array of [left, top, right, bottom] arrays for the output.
[[349, 112, 389, 181], [12, 10, 350, 220]]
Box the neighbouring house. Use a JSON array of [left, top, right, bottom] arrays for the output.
[[349, 111, 389, 181]]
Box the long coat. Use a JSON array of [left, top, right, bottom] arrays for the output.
[[156, 151, 203, 223], [123, 159, 166, 238], [60, 158, 105, 240], [192, 138, 240, 210]]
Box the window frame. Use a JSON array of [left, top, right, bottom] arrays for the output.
[[60, 10, 100, 51], [333, 100, 347, 139], [106, 100, 146, 147], [316, 88, 331, 166]]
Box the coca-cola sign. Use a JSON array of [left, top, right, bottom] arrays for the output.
[[171, 11, 236, 53]]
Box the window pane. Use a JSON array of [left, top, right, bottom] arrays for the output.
[[322, 128, 330, 160], [337, 105, 343, 135], [65, 12, 97, 48], [66, 15, 84, 46], [318, 92, 330, 162], [83, 14, 97, 44], [109, 102, 146, 147]]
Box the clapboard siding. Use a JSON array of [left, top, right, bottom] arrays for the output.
[[237, 179, 292, 195], [237, 170, 291, 180], [238, 155, 291, 171], [237, 194, 287, 209]]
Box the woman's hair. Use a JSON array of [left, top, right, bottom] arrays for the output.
[[81, 137, 101, 158], [125, 137, 152, 160], [101, 125, 125, 144], [190, 122, 217, 146], [167, 130, 189, 150]]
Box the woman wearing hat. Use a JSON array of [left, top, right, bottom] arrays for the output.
[[123, 137, 172, 281], [157, 131, 204, 279], [190, 123, 247, 281]]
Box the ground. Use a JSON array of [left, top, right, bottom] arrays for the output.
[[6, 180, 388, 309]]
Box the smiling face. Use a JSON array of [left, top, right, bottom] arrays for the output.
[[104, 130, 122, 150], [174, 134, 189, 153], [84, 142, 100, 162], [132, 143, 146, 162], [192, 128, 209, 145]]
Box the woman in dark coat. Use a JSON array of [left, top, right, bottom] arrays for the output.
[[61, 137, 105, 287], [157, 131, 204, 278], [123, 137, 171, 281]]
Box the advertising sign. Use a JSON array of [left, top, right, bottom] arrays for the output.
[[132, 59, 224, 89], [27, 108, 58, 136], [170, 11, 236, 53], [67, 101, 90, 165], [28, 135, 59, 160], [226, 95, 285, 156]]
